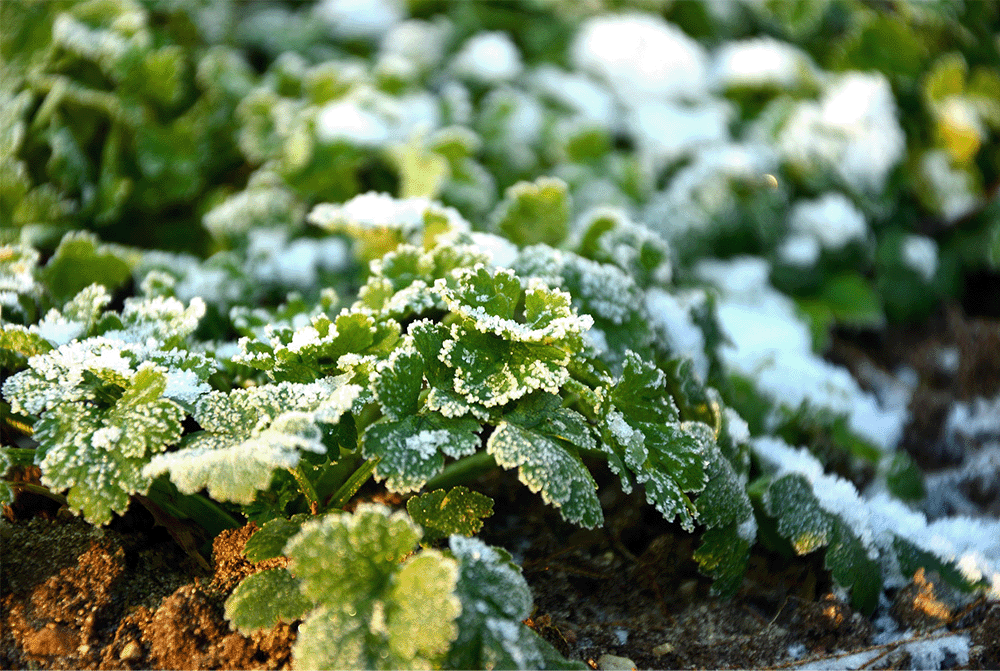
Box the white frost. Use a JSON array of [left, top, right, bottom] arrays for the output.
[[571, 13, 709, 107], [313, 0, 404, 40], [901, 235, 938, 282], [711, 37, 817, 91], [788, 192, 868, 251], [450, 31, 523, 83], [776, 71, 905, 194]]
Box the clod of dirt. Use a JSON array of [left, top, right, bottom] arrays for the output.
[[1, 508, 295, 670]]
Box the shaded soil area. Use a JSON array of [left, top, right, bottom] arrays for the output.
[[3, 303, 1000, 670]]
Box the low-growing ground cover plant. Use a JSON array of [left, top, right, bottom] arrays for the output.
[[2, 0, 1000, 668]]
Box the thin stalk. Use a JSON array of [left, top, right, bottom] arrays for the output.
[[424, 451, 497, 491], [288, 464, 320, 514], [327, 457, 380, 510], [4, 448, 37, 467]]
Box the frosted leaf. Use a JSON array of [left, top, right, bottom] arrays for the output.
[[441, 325, 570, 408], [33, 365, 184, 524], [356, 242, 489, 319], [571, 13, 709, 107], [363, 415, 480, 493], [450, 31, 522, 84], [144, 377, 360, 503], [776, 71, 905, 194], [285, 504, 460, 669], [788, 193, 868, 251], [487, 420, 603, 528], [225, 568, 313, 634], [234, 310, 399, 383], [0, 243, 43, 318], [576, 207, 673, 288], [203, 186, 302, 237], [901, 234, 938, 282], [441, 265, 593, 343], [31, 284, 112, 347], [445, 536, 583, 670], [308, 192, 471, 247], [691, 442, 755, 596], [104, 295, 206, 346], [514, 245, 643, 327], [710, 37, 818, 92], [491, 177, 569, 247], [4, 337, 138, 416]]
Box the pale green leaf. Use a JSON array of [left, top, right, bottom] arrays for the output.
[[492, 177, 570, 247], [385, 551, 460, 662], [225, 568, 313, 633], [406, 487, 494, 540], [363, 414, 481, 493], [286, 504, 422, 607], [487, 420, 602, 528]]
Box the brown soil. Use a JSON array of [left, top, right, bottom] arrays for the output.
[[3, 304, 1000, 670]]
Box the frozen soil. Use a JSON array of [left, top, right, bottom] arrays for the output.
[[3, 303, 1000, 670]]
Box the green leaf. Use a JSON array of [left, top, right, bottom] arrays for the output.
[[443, 326, 570, 408], [287, 505, 422, 606], [762, 473, 880, 614], [884, 452, 925, 502], [816, 273, 885, 328], [373, 347, 424, 420], [487, 418, 603, 529], [692, 526, 752, 599], [143, 378, 360, 504], [406, 487, 494, 541], [492, 176, 570, 247], [33, 366, 184, 524], [244, 515, 309, 563], [0, 325, 52, 368], [285, 504, 461, 670], [692, 443, 755, 596], [224, 568, 313, 633], [363, 414, 481, 494], [40, 231, 132, 302], [446, 265, 522, 325], [445, 535, 587, 670], [609, 351, 680, 424], [835, 14, 928, 79]]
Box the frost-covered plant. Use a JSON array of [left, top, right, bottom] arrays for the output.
[[4, 1, 1000, 668]]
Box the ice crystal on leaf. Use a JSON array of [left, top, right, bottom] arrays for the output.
[[284, 504, 460, 670], [143, 377, 360, 504], [235, 310, 399, 384], [446, 536, 586, 670], [364, 414, 481, 493], [487, 393, 602, 528], [596, 352, 711, 532], [436, 265, 592, 409], [31, 365, 184, 524]]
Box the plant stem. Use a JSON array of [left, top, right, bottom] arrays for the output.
[[6, 481, 68, 506], [288, 464, 320, 514], [424, 451, 497, 491], [4, 448, 37, 466], [327, 457, 380, 510]]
